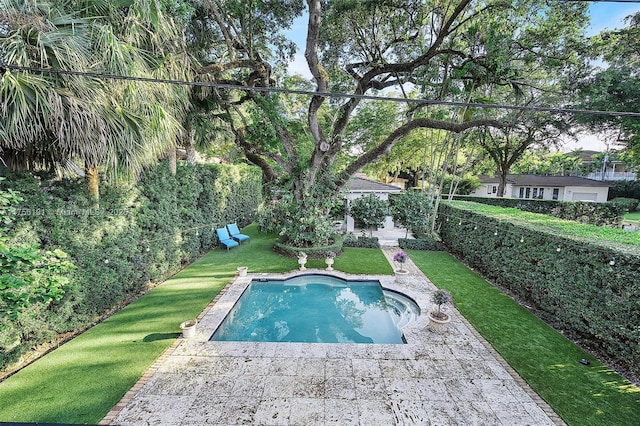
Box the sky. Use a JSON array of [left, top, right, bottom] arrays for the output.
[[284, 2, 640, 153]]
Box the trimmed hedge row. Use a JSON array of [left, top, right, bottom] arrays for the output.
[[343, 234, 380, 248], [399, 237, 443, 251], [451, 195, 623, 226], [437, 202, 640, 378], [0, 162, 261, 370], [274, 236, 343, 258]]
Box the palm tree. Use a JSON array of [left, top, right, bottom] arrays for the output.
[[0, 0, 190, 200]]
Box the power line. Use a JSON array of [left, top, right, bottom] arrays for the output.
[[4, 63, 640, 118]]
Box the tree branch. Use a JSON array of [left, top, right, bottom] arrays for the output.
[[337, 117, 505, 186]]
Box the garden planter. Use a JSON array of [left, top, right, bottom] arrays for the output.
[[427, 312, 451, 333], [237, 266, 248, 276], [298, 257, 307, 271], [180, 320, 197, 338], [325, 257, 334, 271], [394, 268, 410, 284]]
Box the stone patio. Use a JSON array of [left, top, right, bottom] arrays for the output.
[[102, 248, 564, 425]]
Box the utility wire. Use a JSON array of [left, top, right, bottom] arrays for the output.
[[4, 63, 640, 119]]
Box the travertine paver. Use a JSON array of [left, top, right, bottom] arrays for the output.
[[103, 248, 564, 426]]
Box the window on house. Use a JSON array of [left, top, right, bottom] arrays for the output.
[[487, 185, 492, 194], [532, 188, 538, 198], [519, 188, 524, 198], [539, 188, 544, 199], [552, 188, 559, 200], [492, 185, 497, 194], [525, 188, 531, 198]]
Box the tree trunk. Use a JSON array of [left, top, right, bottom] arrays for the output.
[[167, 147, 177, 175], [85, 163, 99, 203], [497, 171, 508, 197], [184, 123, 197, 164]]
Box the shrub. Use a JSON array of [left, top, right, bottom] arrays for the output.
[[399, 236, 443, 251], [274, 236, 343, 258], [608, 180, 640, 200], [349, 194, 388, 236], [609, 197, 640, 212], [0, 162, 262, 370], [390, 191, 432, 237], [437, 201, 640, 378], [452, 195, 623, 226], [342, 234, 380, 248]]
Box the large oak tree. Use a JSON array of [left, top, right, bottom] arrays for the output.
[[195, 0, 588, 244]]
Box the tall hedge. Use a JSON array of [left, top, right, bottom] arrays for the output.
[[437, 202, 640, 378], [0, 162, 261, 369], [451, 195, 623, 226]]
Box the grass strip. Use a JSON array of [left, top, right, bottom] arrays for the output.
[[0, 225, 391, 424], [409, 250, 640, 426], [446, 200, 640, 247]]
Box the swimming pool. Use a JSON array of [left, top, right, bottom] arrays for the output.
[[210, 274, 419, 344]]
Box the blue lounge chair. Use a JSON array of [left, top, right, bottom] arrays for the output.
[[216, 227, 239, 250], [227, 223, 250, 243]]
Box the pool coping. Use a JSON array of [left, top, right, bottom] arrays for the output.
[[101, 260, 565, 425], [200, 270, 431, 346]]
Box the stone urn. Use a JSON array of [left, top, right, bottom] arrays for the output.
[[325, 257, 334, 271], [427, 311, 451, 333], [180, 320, 197, 338], [297, 254, 307, 271], [237, 266, 248, 276]]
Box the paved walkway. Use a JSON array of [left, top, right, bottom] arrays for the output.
[[103, 246, 564, 425]]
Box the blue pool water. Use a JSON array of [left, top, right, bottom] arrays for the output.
[[211, 274, 418, 344]]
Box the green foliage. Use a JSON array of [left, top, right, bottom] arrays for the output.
[[441, 174, 481, 196], [349, 194, 388, 236], [0, 178, 22, 232], [399, 236, 442, 251], [390, 191, 432, 237], [0, 162, 261, 370], [273, 236, 343, 259], [257, 194, 336, 248], [410, 251, 639, 426], [0, 244, 72, 323], [438, 202, 640, 378], [609, 180, 640, 201], [342, 234, 380, 249], [608, 197, 639, 213], [453, 195, 624, 227], [257, 177, 342, 248]]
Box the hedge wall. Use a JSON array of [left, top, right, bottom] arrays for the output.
[[437, 202, 640, 378], [451, 195, 623, 226], [0, 161, 261, 369]]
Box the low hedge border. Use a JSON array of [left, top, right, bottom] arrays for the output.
[[399, 237, 443, 251], [451, 195, 623, 227], [437, 202, 640, 379], [273, 236, 344, 258], [342, 234, 380, 248]]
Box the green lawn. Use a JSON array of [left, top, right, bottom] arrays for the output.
[[408, 250, 640, 426], [2, 226, 637, 425], [0, 224, 390, 424], [624, 211, 640, 223]]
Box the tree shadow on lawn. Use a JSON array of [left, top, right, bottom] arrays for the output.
[[142, 333, 180, 342]]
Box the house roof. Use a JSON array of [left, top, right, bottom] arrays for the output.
[[477, 174, 611, 187], [568, 150, 599, 162], [348, 176, 402, 193]]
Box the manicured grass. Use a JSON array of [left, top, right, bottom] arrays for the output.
[[409, 250, 640, 426], [447, 200, 640, 247], [0, 224, 391, 424], [624, 211, 640, 223]]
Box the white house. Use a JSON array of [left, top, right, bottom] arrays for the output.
[[472, 175, 611, 203], [573, 150, 637, 181], [345, 175, 402, 231]]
